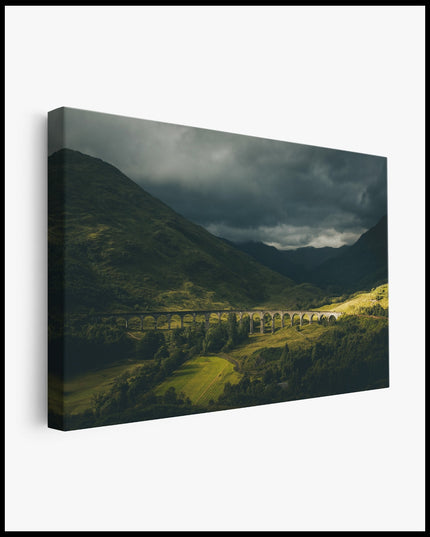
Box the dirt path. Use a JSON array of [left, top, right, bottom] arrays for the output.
[[295, 328, 312, 342], [219, 352, 240, 371], [127, 331, 140, 340]]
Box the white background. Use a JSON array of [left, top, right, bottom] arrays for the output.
[[5, 6, 425, 531]]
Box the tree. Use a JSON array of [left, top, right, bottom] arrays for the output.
[[263, 368, 274, 384], [203, 323, 228, 353], [137, 330, 165, 360], [91, 391, 106, 417], [164, 386, 178, 405], [225, 312, 239, 349], [238, 318, 249, 342], [280, 342, 290, 362], [154, 345, 169, 360], [311, 342, 323, 364]]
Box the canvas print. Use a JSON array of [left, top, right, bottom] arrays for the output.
[[48, 107, 389, 431]]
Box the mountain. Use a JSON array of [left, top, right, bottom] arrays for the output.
[[229, 240, 347, 283], [283, 245, 350, 272], [230, 216, 388, 293], [49, 149, 325, 316], [310, 215, 388, 292]]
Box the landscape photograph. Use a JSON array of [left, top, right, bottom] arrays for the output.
[[48, 107, 389, 431]]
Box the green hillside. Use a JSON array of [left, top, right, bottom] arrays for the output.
[[318, 284, 388, 315], [49, 149, 325, 316], [51, 283, 389, 429], [154, 355, 241, 405]]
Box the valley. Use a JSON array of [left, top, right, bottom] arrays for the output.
[[52, 284, 389, 430], [48, 148, 389, 431]]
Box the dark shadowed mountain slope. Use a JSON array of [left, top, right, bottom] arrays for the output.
[[284, 245, 349, 271], [49, 149, 325, 315], [309, 215, 388, 292], [229, 240, 348, 283], [229, 216, 387, 293]]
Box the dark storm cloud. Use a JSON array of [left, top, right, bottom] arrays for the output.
[[50, 107, 387, 249]]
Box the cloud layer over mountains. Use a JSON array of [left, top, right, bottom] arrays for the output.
[[49, 107, 387, 249]]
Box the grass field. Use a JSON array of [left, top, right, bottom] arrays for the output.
[[231, 323, 327, 357], [52, 284, 389, 417], [318, 283, 388, 314], [223, 323, 330, 377], [154, 324, 335, 404], [49, 360, 146, 416], [154, 355, 241, 405], [50, 326, 322, 416]]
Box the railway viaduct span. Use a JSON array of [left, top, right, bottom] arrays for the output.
[[91, 309, 343, 334]]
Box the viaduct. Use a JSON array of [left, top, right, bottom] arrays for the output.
[[90, 309, 343, 334]]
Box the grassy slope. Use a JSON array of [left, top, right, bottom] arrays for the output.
[[152, 285, 389, 403], [51, 360, 146, 416], [154, 355, 241, 405], [225, 323, 327, 375], [151, 324, 329, 407], [59, 285, 389, 415], [317, 283, 388, 314], [49, 148, 326, 314], [232, 323, 325, 357]]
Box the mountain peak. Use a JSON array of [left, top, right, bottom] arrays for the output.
[[230, 215, 387, 293], [49, 149, 305, 313], [310, 215, 388, 291]]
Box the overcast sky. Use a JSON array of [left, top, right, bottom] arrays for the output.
[[49, 107, 387, 250]]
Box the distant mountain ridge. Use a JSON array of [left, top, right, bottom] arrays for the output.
[[231, 215, 388, 293], [311, 215, 388, 292], [228, 240, 348, 283], [49, 149, 325, 316]]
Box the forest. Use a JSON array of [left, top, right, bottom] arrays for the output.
[[49, 310, 389, 431]]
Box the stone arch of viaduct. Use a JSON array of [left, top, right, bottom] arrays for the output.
[[91, 309, 343, 333]]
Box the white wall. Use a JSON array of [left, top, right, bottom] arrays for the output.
[[5, 6, 425, 531]]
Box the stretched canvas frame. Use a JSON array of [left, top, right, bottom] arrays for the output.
[[48, 107, 389, 431]]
